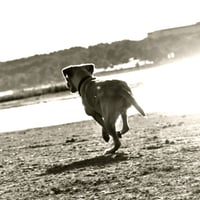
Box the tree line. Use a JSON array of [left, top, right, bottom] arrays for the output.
[[0, 30, 200, 91]]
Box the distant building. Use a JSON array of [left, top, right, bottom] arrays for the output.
[[148, 22, 200, 39]]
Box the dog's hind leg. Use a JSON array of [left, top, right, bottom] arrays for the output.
[[117, 111, 129, 138], [121, 111, 129, 134]]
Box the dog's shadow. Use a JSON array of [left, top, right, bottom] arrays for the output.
[[42, 153, 128, 175]]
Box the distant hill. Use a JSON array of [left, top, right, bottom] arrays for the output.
[[0, 22, 200, 91]]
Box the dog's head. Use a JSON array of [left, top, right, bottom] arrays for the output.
[[62, 63, 94, 93]]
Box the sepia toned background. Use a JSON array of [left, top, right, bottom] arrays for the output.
[[1, 0, 200, 199]]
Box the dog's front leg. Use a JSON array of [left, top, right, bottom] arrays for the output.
[[92, 113, 110, 142]]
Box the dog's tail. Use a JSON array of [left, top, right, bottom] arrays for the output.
[[122, 89, 145, 116], [130, 96, 145, 116]]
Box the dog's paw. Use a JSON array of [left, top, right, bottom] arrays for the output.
[[104, 148, 116, 155], [102, 131, 110, 142], [104, 144, 121, 155], [117, 131, 122, 138], [103, 134, 110, 142]]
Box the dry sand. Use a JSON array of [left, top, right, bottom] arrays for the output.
[[1, 113, 200, 199]]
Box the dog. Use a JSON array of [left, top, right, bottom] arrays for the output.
[[62, 63, 145, 154]]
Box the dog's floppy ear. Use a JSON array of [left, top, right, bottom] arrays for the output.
[[83, 63, 95, 74], [62, 66, 73, 78]]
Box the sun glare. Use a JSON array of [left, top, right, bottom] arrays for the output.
[[1, 54, 200, 133]]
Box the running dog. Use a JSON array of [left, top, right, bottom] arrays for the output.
[[62, 63, 145, 154]]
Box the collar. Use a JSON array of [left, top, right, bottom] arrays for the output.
[[78, 76, 95, 96]]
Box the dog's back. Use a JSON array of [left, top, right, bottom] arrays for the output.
[[81, 79, 145, 118]]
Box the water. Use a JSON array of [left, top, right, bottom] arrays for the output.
[[1, 55, 200, 133]]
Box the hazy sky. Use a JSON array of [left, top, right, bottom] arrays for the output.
[[0, 0, 199, 61]]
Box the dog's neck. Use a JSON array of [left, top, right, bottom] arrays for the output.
[[78, 76, 95, 96]]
